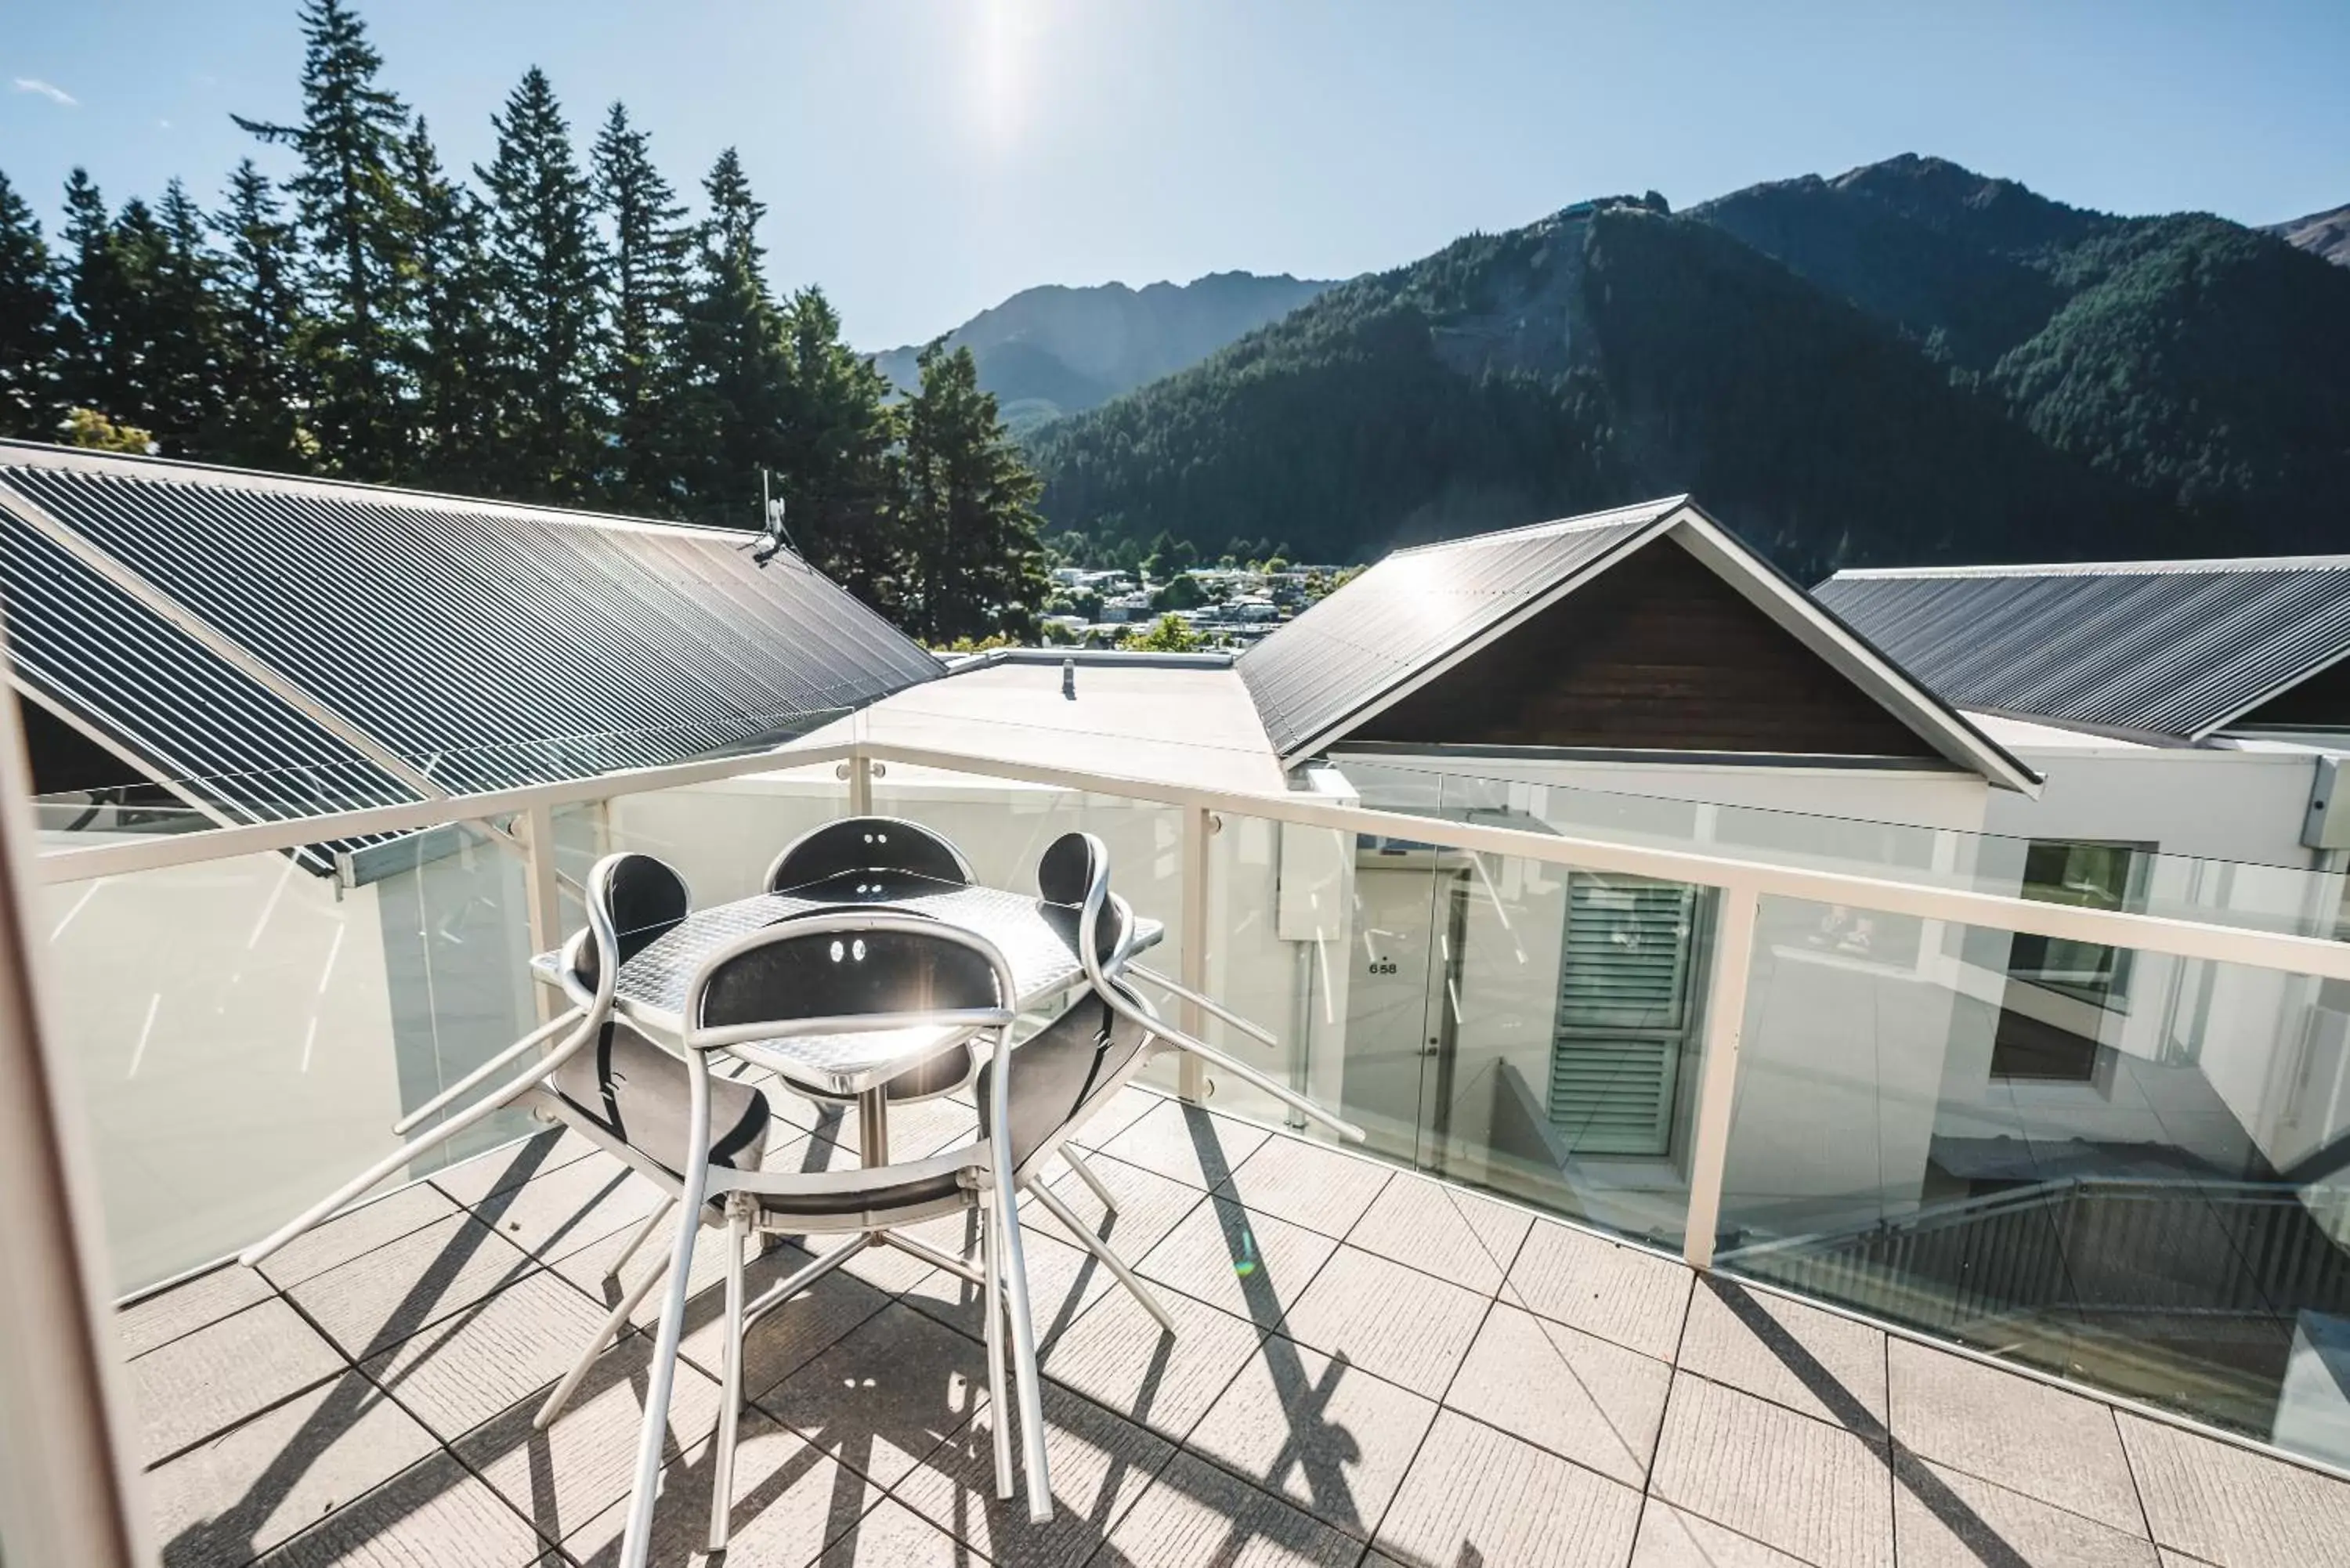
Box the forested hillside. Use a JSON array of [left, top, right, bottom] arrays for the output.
[[1695, 156, 2350, 529], [1031, 194, 2192, 579], [0, 0, 1047, 643], [871, 271, 1331, 435]]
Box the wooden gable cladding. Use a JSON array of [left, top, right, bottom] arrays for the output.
[[1353, 537, 1948, 760]]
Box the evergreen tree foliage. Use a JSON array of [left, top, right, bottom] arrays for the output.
[[0, 170, 66, 439], [772, 285, 902, 608], [143, 180, 228, 454], [897, 341, 1047, 642], [591, 101, 692, 511], [56, 172, 157, 436], [234, 0, 414, 477], [396, 120, 497, 490], [476, 67, 606, 501], [212, 161, 310, 468], [679, 146, 790, 519]]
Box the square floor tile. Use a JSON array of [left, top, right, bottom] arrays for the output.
[[1893, 1448, 2157, 1567], [454, 1331, 723, 1549], [1213, 1135, 1392, 1239], [1503, 1220, 1691, 1362], [673, 1240, 893, 1399], [1064, 1086, 1167, 1154], [134, 1298, 348, 1465], [256, 1183, 461, 1292], [1185, 1335, 1437, 1540], [811, 1494, 969, 1566], [1100, 1100, 1271, 1190], [1888, 1339, 2142, 1534], [1649, 1374, 1892, 1568], [1679, 1278, 1887, 1433], [360, 1271, 609, 1441], [1042, 1284, 1267, 1442], [2117, 1411, 2350, 1568], [146, 1371, 439, 1566], [1036, 1149, 1207, 1263], [1136, 1195, 1336, 1330], [1273, 1246, 1488, 1399], [899, 1223, 1116, 1351], [1345, 1171, 1533, 1295], [559, 1409, 883, 1568], [1092, 1451, 1363, 1567], [757, 1303, 986, 1490], [1444, 1300, 1670, 1486], [463, 1155, 667, 1266], [251, 1448, 549, 1567], [1372, 1408, 1642, 1568], [427, 1128, 603, 1209], [893, 1380, 1174, 1567], [284, 1213, 537, 1360], [1632, 1502, 1816, 1566], [120, 1266, 277, 1360]]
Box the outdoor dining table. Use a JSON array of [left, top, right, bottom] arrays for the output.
[[527, 869, 1166, 1166]]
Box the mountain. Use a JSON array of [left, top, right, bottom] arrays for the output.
[[1030, 158, 2350, 576], [1694, 157, 2350, 524], [2271, 204, 2350, 268], [870, 272, 1333, 435]]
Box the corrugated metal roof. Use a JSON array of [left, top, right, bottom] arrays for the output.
[[1240, 498, 1685, 760], [1813, 556, 2350, 740], [0, 442, 941, 829]]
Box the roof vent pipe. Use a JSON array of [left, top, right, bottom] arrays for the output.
[[1062, 659, 1076, 700]]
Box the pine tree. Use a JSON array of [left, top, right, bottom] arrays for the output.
[[591, 101, 691, 511], [57, 172, 156, 435], [772, 285, 903, 609], [212, 161, 309, 468], [397, 119, 497, 490], [680, 147, 789, 520], [0, 169, 67, 439], [235, 0, 413, 478], [897, 341, 1048, 642], [476, 67, 607, 501], [144, 180, 227, 455]]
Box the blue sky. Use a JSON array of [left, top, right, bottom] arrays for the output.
[[5, 1, 2345, 349]]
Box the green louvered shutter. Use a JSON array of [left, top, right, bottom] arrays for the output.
[[1549, 873, 1697, 1157]]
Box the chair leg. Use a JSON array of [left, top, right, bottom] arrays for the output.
[[707, 1199, 750, 1554], [535, 1246, 673, 1431], [1030, 1180, 1176, 1333], [1058, 1148, 1121, 1216], [605, 1194, 677, 1282], [982, 1204, 1014, 1501]]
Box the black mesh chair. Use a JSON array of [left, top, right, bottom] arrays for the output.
[[1038, 830, 1366, 1143], [609, 912, 1168, 1563], [764, 814, 975, 896], [239, 851, 704, 1270]]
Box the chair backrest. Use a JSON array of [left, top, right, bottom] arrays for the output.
[[566, 852, 692, 1005], [685, 912, 1016, 1053], [1038, 831, 1126, 970], [765, 816, 974, 895]]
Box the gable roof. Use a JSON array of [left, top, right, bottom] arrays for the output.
[[1814, 555, 2350, 742], [0, 442, 941, 845], [1239, 497, 2038, 791]]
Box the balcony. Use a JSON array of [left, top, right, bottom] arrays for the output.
[[120, 1083, 2350, 1568], [25, 734, 2341, 1568]]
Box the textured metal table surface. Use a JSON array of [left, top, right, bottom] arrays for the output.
[[530, 876, 1162, 1096]]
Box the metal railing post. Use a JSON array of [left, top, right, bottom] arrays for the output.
[[1683, 883, 1760, 1271], [846, 750, 874, 816], [519, 804, 565, 1025], [1179, 805, 1214, 1104]]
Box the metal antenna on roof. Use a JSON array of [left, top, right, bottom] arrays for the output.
[[743, 468, 801, 569]]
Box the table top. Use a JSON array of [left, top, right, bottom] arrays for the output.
[[530, 871, 1162, 1097]]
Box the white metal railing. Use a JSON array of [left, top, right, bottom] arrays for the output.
[[33, 719, 2350, 1280]]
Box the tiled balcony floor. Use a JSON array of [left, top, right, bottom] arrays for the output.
[[121, 1086, 2350, 1568]]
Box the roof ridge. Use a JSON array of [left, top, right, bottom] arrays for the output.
[[0, 438, 761, 543], [1830, 554, 2350, 582], [1387, 495, 1689, 556]]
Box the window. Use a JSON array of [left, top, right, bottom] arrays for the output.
[[1991, 840, 2146, 1082], [1549, 872, 1700, 1157]]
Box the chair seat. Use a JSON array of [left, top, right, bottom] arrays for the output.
[[553, 1023, 772, 1177]]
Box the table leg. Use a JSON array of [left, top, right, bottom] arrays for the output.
[[858, 1086, 890, 1168]]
